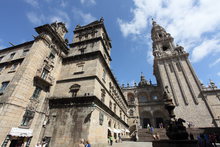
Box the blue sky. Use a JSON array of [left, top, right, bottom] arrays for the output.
[[0, 0, 220, 87]]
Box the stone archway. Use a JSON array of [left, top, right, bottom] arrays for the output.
[[140, 111, 152, 128], [153, 110, 166, 128]]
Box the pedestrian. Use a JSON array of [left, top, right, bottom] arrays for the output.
[[109, 135, 113, 146], [147, 124, 150, 132], [35, 142, 42, 147], [150, 126, 154, 134], [118, 134, 122, 143], [85, 140, 91, 147], [78, 139, 84, 147]]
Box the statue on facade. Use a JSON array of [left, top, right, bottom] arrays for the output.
[[163, 86, 188, 140]]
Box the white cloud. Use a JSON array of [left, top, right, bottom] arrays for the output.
[[24, 0, 39, 8], [80, 0, 96, 5], [118, 0, 220, 63], [72, 8, 96, 24], [209, 58, 220, 68], [26, 10, 70, 28], [50, 10, 70, 27], [27, 12, 45, 25], [192, 39, 220, 62]]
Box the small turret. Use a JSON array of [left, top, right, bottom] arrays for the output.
[[138, 73, 150, 87]]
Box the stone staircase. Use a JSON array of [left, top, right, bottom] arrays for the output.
[[137, 128, 168, 142]]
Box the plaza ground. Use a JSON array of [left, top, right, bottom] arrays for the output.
[[108, 141, 152, 147]]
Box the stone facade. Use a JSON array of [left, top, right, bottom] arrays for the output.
[[0, 20, 129, 147], [0, 19, 219, 147], [122, 21, 220, 131]]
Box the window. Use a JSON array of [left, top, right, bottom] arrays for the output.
[[176, 62, 182, 71], [0, 65, 4, 72], [102, 69, 106, 81], [120, 110, 122, 118], [169, 64, 174, 73], [138, 95, 147, 102], [10, 53, 15, 59], [49, 53, 55, 60], [114, 103, 116, 113], [70, 84, 80, 97], [162, 45, 169, 51], [41, 69, 49, 79], [0, 56, 4, 61], [99, 112, 104, 125], [0, 81, 9, 93], [74, 63, 84, 74], [80, 48, 85, 54], [23, 49, 29, 56], [109, 101, 112, 110], [10, 63, 18, 71], [21, 110, 35, 126], [129, 109, 134, 116], [101, 89, 105, 103], [32, 87, 42, 99], [152, 95, 158, 100]]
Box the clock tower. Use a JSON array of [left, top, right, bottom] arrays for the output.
[[152, 21, 216, 127]]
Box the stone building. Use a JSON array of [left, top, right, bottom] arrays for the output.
[[0, 18, 220, 147], [122, 21, 220, 130], [0, 19, 129, 147]]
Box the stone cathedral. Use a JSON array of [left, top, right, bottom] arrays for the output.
[[0, 18, 219, 147]]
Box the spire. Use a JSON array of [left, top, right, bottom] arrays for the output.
[[138, 73, 150, 87]]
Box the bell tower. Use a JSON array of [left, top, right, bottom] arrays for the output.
[[152, 21, 215, 127]]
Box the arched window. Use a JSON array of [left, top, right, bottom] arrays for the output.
[[129, 109, 134, 116], [152, 95, 158, 100], [127, 93, 135, 104], [138, 92, 148, 102], [70, 84, 80, 97]]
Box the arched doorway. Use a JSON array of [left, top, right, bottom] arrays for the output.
[[153, 110, 166, 128], [140, 111, 152, 128]]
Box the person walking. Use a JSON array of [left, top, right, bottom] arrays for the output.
[[109, 135, 113, 146], [85, 140, 91, 147]]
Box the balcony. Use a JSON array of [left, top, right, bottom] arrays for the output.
[[34, 68, 54, 89]]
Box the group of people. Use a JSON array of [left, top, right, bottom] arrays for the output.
[[78, 139, 91, 147], [197, 133, 218, 147]]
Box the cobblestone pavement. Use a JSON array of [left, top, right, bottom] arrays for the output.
[[108, 141, 152, 147]]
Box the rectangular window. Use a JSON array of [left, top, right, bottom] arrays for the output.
[[0, 81, 9, 93], [41, 69, 49, 79], [102, 69, 106, 81], [0, 65, 4, 72], [169, 64, 174, 73], [49, 53, 55, 60], [114, 103, 116, 113], [10, 63, 18, 71], [109, 101, 112, 110], [21, 110, 35, 126], [32, 87, 42, 99], [74, 63, 85, 74], [10, 53, 15, 59], [176, 62, 182, 71], [23, 49, 29, 56]]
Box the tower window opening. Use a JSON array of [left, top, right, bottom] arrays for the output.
[[158, 33, 162, 38], [176, 62, 182, 71], [169, 64, 174, 73], [162, 45, 169, 51]]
